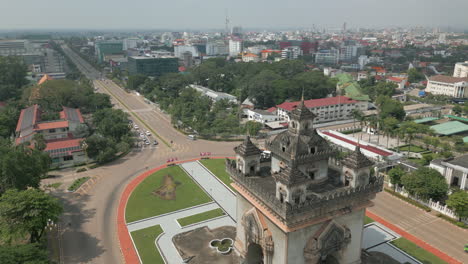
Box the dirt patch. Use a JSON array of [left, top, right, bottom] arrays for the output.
[[173, 226, 239, 264], [152, 174, 180, 200]]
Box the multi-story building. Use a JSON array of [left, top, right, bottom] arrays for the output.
[[281, 46, 302, 60], [260, 49, 281, 60], [127, 56, 178, 77], [95, 41, 123, 63], [453, 61, 468, 78], [123, 38, 139, 50], [279, 40, 318, 54], [276, 96, 368, 124], [206, 41, 228, 56], [242, 53, 259, 62], [189, 84, 238, 104], [430, 154, 468, 190], [315, 49, 340, 64], [182, 51, 193, 68], [425, 75, 468, 98], [229, 39, 242, 57], [15, 104, 87, 168], [174, 45, 199, 58]]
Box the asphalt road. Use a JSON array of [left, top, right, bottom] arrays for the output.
[[57, 45, 238, 264]]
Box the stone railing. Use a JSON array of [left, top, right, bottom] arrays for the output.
[[226, 159, 384, 226]]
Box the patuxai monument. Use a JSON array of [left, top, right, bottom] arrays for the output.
[[226, 99, 384, 264]]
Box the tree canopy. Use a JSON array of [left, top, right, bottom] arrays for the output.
[[446, 191, 468, 219], [0, 189, 62, 244], [401, 167, 448, 202], [0, 243, 50, 264], [376, 96, 406, 121], [0, 56, 28, 101]]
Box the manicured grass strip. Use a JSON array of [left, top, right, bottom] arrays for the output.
[[397, 145, 426, 153], [130, 225, 164, 264], [391, 237, 446, 264], [68, 177, 90, 191], [200, 159, 235, 191], [126, 166, 212, 222], [177, 208, 225, 227], [47, 182, 62, 189], [364, 215, 374, 225]]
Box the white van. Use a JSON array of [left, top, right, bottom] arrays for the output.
[[188, 135, 197, 140]]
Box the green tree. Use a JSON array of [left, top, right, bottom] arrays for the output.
[[0, 243, 49, 264], [127, 74, 148, 90], [376, 96, 406, 121], [388, 166, 406, 188], [452, 104, 462, 116], [92, 108, 131, 141], [0, 105, 20, 138], [0, 142, 50, 193], [0, 56, 29, 101], [446, 191, 468, 220], [407, 68, 425, 83], [244, 121, 262, 136], [32, 134, 46, 151], [401, 167, 448, 202], [398, 121, 430, 154], [0, 189, 62, 243], [84, 135, 116, 164], [381, 117, 399, 148]]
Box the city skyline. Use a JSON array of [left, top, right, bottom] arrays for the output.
[[2, 0, 468, 30]]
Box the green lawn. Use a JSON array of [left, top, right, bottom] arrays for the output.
[[126, 166, 212, 222], [397, 145, 427, 153], [364, 215, 374, 225], [177, 208, 225, 227], [130, 225, 164, 264], [391, 238, 446, 264], [68, 177, 90, 191], [200, 159, 235, 191]]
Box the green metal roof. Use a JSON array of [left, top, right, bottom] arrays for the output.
[[335, 73, 354, 85], [463, 136, 468, 143], [444, 115, 468, 123], [335, 74, 370, 101], [414, 117, 440, 124], [430, 121, 468, 136]]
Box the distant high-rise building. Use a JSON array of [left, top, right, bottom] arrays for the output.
[[229, 39, 242, 57], [315, 49, 340, 64], [95, 41, 123, 63], [174, 45, 199, 58], [206, 41, 228, 56], [231, 26, 242, 37], [123, 38, 139, 50], [182, 51, 193, 68], [279, 40, 318, 55], [453, 61, 468, 78], [438, 33, 447, 44], [127, 56, 178, 77], [281, 46, 302, 59]]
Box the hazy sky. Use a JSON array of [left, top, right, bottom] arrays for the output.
[[2, 0, 467, 30]]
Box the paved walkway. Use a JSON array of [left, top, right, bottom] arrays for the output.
[[179, 161, 237, 218]]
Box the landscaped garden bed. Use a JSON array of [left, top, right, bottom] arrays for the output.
[[177, 208, 225, 227], [391, 237, 446, 264], [125, 166, 212, 222], [131, 225, 164, 264], [209, 238, 233, 254], [67, 177, 90, 192]]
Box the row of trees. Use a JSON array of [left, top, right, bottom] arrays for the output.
[[388, 167, 467, 220]]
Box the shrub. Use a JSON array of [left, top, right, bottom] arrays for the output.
[[76, 168, 87, 173]]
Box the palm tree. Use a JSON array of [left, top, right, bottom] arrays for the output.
[[351, 109, 362, 138]]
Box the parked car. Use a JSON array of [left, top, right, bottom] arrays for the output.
[[464, 243, 468, 253], [134, 125, 139, 129], [144, 141, 150, 145], [153, 140, 158, 145], [146, 131, 151, 136], [188, 134, 197, 140]]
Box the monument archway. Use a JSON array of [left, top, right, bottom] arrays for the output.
[[246, 243, 264, 264]]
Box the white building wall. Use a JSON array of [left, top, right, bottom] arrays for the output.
[[453, 62, 468, 78], [229, 40, 242, 57], [426, 80, 468, 97]]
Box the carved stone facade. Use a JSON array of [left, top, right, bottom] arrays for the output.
[[228, 99, 383, 264]]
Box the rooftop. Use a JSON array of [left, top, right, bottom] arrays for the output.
[[413, 117, 440, 124], [321, 131, 393, 157], [16, 104, 39, 133], [428, 75, 468, 83], [35, 121, 69, 131], [444, 154, 468, 169], [277, 96, 358, 112], [430, 121, 468, 136], [444, 115, 468, 123]]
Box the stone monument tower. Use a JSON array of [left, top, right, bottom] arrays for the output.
[[226, 100, 383, 264]]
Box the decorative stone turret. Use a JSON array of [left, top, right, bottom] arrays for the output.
[[342, 146, 374, 188], [234, 136, 262, 176]]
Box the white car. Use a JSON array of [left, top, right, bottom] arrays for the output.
[[144, 141, 150, 145], [145, 131, 151, 136], [134, 125, 139, 129]]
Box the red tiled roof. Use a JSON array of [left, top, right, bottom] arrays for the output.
[[261, 49, 281, 53], [322, 131, 392, 157], [387, 76, 404, 82], [267, 107, 277, 113], [16, 104, 39, 133], [44, 138, 82, 152], [178, 66, 186, 72], [276, 96, 357, 112], [38, 74, 53, 85], [35, 121, 69, 130]]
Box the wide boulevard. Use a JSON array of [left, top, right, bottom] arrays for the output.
[[56, 45, 467, 264]]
